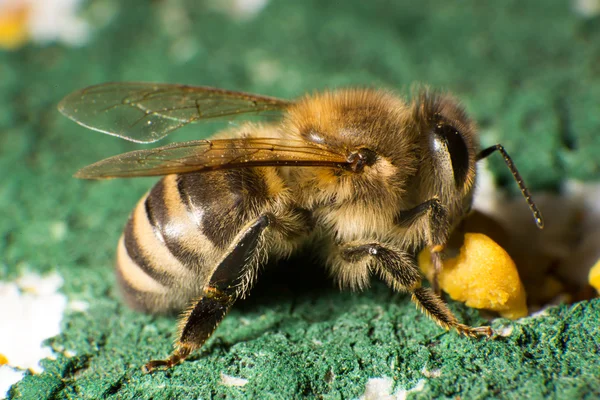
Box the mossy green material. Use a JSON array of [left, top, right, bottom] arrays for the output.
[[2, 0, 600, 398]]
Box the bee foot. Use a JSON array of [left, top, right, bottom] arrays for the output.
[[142, 347, 191, 373]]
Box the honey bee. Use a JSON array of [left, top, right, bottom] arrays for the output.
[[59, 83, 543, 372]]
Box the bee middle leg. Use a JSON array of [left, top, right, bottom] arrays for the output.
[[339, 242, 492, 337], [143, 214, 273, 373], [395, 198, 449, 294]]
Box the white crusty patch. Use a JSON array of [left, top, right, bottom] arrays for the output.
[[360, 377, 426, 400], [0, 271, 68, 399], [220, 372, 249, 387], [395, 379, 426, 400], [360, 377, 395, 400], [0, 367, 24, 400]]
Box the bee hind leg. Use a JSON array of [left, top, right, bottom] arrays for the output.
[[143, 214, 273, 373], [339, 242, 492, 338], [142, 286, 234, 373]]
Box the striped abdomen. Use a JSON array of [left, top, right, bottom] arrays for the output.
[[116, 168, 276, 314]]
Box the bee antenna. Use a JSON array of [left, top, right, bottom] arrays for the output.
[[477, 144, 544, 229]]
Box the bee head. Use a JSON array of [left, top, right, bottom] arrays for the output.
[[412, 90, 480, 211]]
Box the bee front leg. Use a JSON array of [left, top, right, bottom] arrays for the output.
[[143, 214, 273, 373], [339, 242, 492, 337], [395, 198, 449, 294]]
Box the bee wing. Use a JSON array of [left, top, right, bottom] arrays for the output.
[[75, 138, 349, 179], [58, 82, 292, 143]]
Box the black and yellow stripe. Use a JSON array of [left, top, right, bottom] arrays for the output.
[[115, 168, 275, 314]]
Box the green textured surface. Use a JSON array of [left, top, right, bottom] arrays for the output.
[[2, 0, 600, 398]]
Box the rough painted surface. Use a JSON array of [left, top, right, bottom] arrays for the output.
[[2, 0, 599, 398]]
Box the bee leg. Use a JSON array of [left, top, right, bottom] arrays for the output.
[[340, 242, 492, 338], [142, 287, 233, 373], [411, 286, 492, 337], [395, 198, 449, 294], [143, 214, 272, 373]]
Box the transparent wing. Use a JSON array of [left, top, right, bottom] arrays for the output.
[[75, 138, 349, 179], [58, 82, 292, 143]]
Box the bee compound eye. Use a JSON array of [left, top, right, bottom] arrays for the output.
[[432, 123, 469, 188]]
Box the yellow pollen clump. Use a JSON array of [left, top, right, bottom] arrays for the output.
[[589, 259, 600, 294], [419, 233, 528, 319], [0, 5, 29, 50]]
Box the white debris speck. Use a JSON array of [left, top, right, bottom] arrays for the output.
[[497, 325, 514, 337], [421, 366, 441, 378], [63, 350, 76, 358], [220, 372, 249, 387], [0, 271, 67, 373], [0, 366, 25, 400], [311, 339, 323, 346], [68, 300, 89, 313], [360, 377, 426, 400]]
